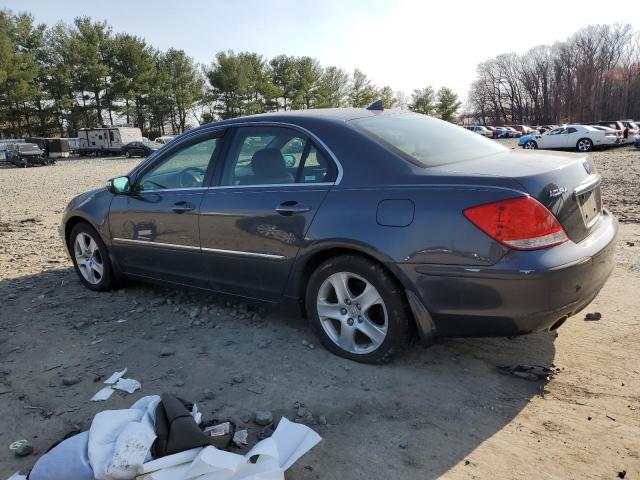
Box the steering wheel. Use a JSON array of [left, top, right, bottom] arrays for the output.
[[178, 167, 206, 188]]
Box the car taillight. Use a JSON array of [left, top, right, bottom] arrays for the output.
[[463, 196, 569, 250]]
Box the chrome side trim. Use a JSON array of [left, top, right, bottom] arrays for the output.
[[112, 237, 285, 260], [207, 182, 333, 190], [112, 237, 200, 251], [135, 187, 208, 194], [201, 247, 285, 260]]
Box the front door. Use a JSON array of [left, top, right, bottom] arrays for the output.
[[541, 128, 568, 148], [199, 125, 338, 301], [109, 132, 223, 287]]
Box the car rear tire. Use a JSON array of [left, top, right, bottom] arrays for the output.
[[69, 222, 115, 291], [305, 255, 411, 364], [577, 138, 593, 152], [524, 140, 537, 149]]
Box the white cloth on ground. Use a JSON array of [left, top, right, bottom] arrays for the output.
[[89, 395, 161, 480], [135, 417, 321, 480]]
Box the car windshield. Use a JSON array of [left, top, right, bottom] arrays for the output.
[[351, 113, 506, 167]]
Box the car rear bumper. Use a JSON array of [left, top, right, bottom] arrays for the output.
[[398, 209, 618, 337]]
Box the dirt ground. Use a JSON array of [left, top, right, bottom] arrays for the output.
[[1, 140, 639, 479]]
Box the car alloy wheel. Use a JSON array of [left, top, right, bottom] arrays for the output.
[[73, 232, 105, 285], [524, 140, 537, 149], [125, 151, 131, 158], [316, 271, 388, 355], [577, 139, 593, 152]]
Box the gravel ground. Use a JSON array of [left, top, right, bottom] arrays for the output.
[[0, 145, 639, 479]]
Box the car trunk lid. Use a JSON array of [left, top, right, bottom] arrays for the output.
[[429, 150, 602, 243]]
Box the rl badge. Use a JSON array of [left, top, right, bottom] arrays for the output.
[[549, 186, 568, 198]]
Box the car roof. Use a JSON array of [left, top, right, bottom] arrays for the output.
[[209, 108, 407, 130]]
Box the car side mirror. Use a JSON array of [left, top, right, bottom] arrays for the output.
[[106, 176, 131, 195]]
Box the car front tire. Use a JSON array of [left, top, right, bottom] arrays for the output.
[[125, 151, 131, 158], [523, 140, 538, 149], [305, 255, 411, 364], [69, 222, 115, 291]]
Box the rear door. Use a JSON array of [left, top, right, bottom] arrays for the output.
[[109, 131, 224, 287], [199, 125, 338, 301]]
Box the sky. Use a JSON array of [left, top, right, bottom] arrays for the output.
[[2, 0, 638, 102]]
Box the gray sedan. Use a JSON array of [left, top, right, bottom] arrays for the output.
[[60, 107, 618, 363]]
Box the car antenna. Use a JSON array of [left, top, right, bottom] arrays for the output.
[[366, 100, 384, 111]]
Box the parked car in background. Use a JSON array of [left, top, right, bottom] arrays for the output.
[[121, 140, 160, 158], [492, 127, 509, 138], [494, 127, 516, 138], [464, 125, 493, 137], [484, 126, 497, 137], [506, 125, 532, 136], [25, 137, 71, 158], [582, 120, 624, 133], [519, 125, 621, 151], [503, 126, 521, 137], [620, 120, 639, 143], [591, 125, 620, 135], [6, 143, 50, 167], [154, 136, 175, 145], [60, 108, 617, 364]]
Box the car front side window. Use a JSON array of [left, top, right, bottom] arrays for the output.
[[137, 137, 219, 191]]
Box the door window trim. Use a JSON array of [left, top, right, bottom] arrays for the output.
[[128, 122, 343, 189]]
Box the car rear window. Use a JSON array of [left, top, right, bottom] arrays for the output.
[[351, 113, 507, 167]]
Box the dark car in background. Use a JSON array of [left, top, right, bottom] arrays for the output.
[[122, 140, 159, 158], [60, 108, 618, 364], [6, 143, 50, 167]]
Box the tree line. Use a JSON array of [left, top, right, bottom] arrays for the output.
[[0, 10, 462, 140], [466, 23, 640, 126]]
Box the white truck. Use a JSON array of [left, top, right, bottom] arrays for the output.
[[77, 127, 143, 156]]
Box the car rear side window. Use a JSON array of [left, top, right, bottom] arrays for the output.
[[351, 113, 506, 167], [222, 126, 336, 186]]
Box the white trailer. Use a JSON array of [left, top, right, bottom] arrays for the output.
[[77, 127, 143, 156]]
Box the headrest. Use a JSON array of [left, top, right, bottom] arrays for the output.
[[251, 148, 286, 178]]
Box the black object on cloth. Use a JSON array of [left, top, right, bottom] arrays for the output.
[[152, 393, 234, 458]]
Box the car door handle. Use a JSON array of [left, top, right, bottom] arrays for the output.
[[172, 201, 196, 213], [275, 201, 311, 215]]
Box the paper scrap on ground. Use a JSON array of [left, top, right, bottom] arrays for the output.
[[104, 368, 128, 384], [191, 403, 202, 425], [91, 386, 116, 402], [135, 417, 321, 480], [113, 377, 142, 394], [91, 370, 141, 400]]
